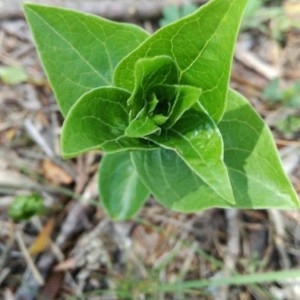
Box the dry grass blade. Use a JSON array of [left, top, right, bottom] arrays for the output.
[[28, 218, 55, 256], [15, 230, 44, 286]]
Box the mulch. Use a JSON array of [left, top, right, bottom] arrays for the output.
[[1, 0, 300, 299]]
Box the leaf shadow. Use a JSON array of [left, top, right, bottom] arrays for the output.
[[219, 102, 264, 208]]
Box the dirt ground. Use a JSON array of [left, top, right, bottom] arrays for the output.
[[1, 0, 300, 299]]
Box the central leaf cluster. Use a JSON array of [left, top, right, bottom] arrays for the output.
[[125, 55, 202, 138], [61, 53, 235, 206]]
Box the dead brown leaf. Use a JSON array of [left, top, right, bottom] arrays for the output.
[[41, 159, 73, 185], [29, 218, 55, 256]]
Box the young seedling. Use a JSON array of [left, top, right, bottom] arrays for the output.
[[24, 0, 299, 220]]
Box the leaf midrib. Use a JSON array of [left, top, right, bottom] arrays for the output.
[[27, 6, 110, 85], [168, 127, 232, 203], [177, 0, 236, 77]]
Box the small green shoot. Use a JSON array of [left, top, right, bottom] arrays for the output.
[[8, 193, 45, 221], [263, 79, 300, 137], [263, 79, 300, 107], [242, 0, 300, 40]]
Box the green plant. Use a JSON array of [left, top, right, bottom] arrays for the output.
[[8, 193, 45, 221], [262, 79, 300, 138], [263, 79, 300, 107], [24, 0, 299, 220], [242, 0, 300, 40]]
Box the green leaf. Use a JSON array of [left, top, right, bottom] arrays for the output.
[[219, 89, 299, 209], [132, 149, 231, 211], [126, 116, 161, 138], [161, 85, 202, 128], [61, 87, 155, 157], [127, 55, 179, 120], [132, 90, 299, 211], [147, 108, 234, 204], [114, 0, 248, 122], [24, 4, 149, 116], [99, 152, 149, 220]]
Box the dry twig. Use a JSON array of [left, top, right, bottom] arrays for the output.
[[15, 230, 45, 286], [235, 47, 280, 80]]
